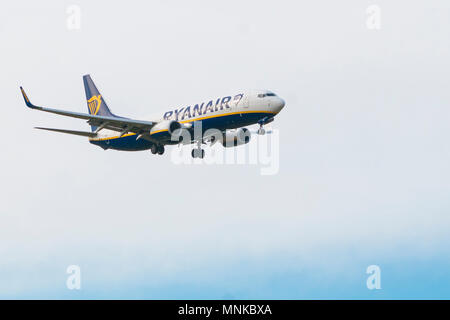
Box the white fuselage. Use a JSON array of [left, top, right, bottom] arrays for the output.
[[94, 90, 285, 141]]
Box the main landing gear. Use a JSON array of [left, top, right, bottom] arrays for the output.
[[151, 144, 165, 155], [191, 141, 205, 159]]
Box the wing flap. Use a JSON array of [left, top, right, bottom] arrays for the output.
[[35, 127, 98, 138]]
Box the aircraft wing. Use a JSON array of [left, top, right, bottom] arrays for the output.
[[20, 87, 156, 134], [34, 127, 98, 137]]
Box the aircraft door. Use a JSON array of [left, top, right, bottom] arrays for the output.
[[243, 94, 249, 108]]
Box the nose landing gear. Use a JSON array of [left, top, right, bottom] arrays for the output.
[[257, 125, 266, 135], [257, 117, 274, 135]]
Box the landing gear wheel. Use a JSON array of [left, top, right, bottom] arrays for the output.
[[191, 148, 205, 159], [257, 128, 266, 135], [157, 145, 165, 155], [151, 144, 158, 154]]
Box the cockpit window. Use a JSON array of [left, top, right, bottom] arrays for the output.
[[258, 93, 276, 98]]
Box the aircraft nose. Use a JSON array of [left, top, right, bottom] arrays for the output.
[[273, 97, 285, 113]]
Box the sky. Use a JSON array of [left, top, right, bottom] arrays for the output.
[[1, 0, 450, 299]]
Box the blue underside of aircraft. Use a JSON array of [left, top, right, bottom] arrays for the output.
[[89, 112, 274, 151]]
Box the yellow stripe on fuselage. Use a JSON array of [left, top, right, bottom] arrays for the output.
[[90, 110, 275, 141], [179, 110, 275, 123], [150, 129, 169, 135]]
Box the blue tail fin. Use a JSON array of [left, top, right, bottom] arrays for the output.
[[83, 75, 117, 131]]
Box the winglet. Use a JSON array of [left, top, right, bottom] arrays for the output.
[[20, 86, 39, 109]]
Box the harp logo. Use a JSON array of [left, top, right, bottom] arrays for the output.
[[87, 95, 102, 115]]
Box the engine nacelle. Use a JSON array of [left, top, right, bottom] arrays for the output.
[[150, 120, 182, 139], [221, 128, 251, 147]]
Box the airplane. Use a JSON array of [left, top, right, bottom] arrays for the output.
[[20, 75, 285, 158]]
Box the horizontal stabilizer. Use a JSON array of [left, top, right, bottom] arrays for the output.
[[35, 127, 97, 138]]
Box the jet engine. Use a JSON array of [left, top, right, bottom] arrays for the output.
[[221, 128, 251, 147], [150, 120, 182, 139]]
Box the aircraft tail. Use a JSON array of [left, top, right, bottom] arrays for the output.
[[83, 74, 117, 131]]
